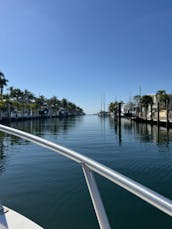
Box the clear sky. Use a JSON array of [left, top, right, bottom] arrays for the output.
[[0, 0, 172, 113]]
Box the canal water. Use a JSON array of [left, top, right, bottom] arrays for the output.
[[0, 115, 172, 229]]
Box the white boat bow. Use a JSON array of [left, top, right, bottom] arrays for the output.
[[0, 204, 43, 229]]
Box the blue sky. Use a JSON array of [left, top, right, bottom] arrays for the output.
[[0, 0, 172, 113]]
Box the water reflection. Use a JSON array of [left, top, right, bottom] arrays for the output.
[[1, 116, 172, 174], [109, 118, 123, 145], [0, 132, 6, 173], [0, 117, 84, 173], [0, 130, 31, 174], [135, 122, 171, 148], [10, 116, 83, 136], [109, 117, 172, 151]]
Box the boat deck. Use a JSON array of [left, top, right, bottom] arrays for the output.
[[0, 206, 43, 229]]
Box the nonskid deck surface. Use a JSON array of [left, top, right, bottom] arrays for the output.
[[0, 206, 43, 229]]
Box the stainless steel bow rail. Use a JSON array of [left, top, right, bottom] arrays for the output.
[[0, 124, 172, 229]]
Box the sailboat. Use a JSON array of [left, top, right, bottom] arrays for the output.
[[98, 94, 109, 117]]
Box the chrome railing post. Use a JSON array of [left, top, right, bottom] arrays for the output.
[[82, 164, 111, 229]]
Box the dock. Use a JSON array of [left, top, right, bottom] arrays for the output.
[[132, 116, 172, 128]]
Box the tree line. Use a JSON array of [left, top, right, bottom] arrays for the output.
[[0, 71, 84, 115]]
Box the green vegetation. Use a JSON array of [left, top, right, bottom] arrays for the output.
[[108, 101, 118, 113], [0, 72, 8, 99], [140, 95, 153, 120], [156, 90, 169, 109], [0, 72, 84, 117]]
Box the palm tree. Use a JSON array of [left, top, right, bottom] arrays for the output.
[[23, 89, 34, 102], [76, 106, 83, 114], [47, 96, 60, 108], [156, 90, 170, 125], [108, 102, 118, 113], [47, 96, 61, 116], [35, 95, 46, 107], [140, 95, 153, 121], [156, 90, 169, 109], [108, 101, 118, 119], [8, 87, 23, 101], [61, 98, 68, 109], [67, 102, 76, 113], [8, 86, 14, 96], [0, 72, 8, 99]]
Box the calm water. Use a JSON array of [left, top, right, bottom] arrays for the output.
[[1, 115, 172, 229]]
